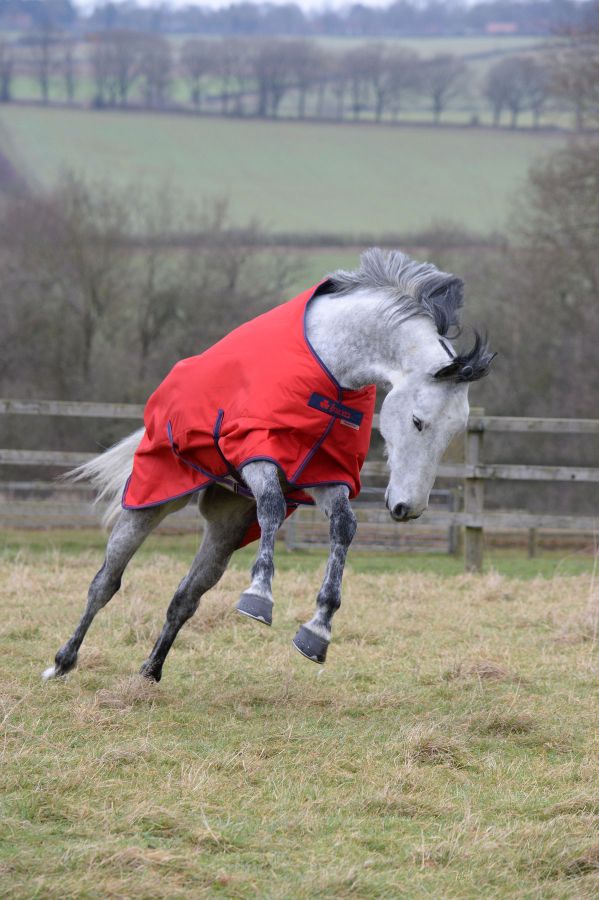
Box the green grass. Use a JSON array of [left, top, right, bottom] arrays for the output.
[[1, 528, 596, 578], [0, 106, 563, 236], [316, 34, 549, 57], [1, 534, 598, 897]]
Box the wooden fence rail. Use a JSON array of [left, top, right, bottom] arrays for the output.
[[1, 399, 598, 570]]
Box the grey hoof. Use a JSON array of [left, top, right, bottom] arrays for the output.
[[292, 626, 329, 664], [236, 592, 273, 627]]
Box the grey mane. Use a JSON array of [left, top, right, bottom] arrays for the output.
[[325, 247, 464, 337], [323, 248, 495, 383]]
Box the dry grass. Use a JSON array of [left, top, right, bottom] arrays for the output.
[[1, 545, 598, 898]]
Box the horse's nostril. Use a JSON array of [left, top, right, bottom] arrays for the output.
[[391, 503, 409, 522]]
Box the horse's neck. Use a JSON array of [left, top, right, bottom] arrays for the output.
[[306, 289, 442, 390]]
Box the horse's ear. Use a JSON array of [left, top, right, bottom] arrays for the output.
[[434, 359, 461, 381]]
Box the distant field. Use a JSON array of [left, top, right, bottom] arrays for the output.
[[1, 106, 562, 236]]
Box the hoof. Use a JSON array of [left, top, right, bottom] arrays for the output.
[[42, 665, 59, 681], [42, 663, 72, 681], [292, 626, 329, 664], [236, 592, 273, 627], [139, 660, 162, 682]]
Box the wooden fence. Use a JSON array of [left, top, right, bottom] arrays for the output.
[[1, 399, 598, 571]]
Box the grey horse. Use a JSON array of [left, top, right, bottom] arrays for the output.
[[43, 249, 494, 683]]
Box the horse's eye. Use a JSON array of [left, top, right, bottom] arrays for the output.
[[413, 415, 423, 432]]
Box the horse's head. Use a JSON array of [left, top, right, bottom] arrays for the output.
[[380, 330, 495, 521]]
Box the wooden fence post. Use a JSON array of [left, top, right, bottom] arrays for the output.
[[464, 411, 485, 573], [528, 527, 538, 558]]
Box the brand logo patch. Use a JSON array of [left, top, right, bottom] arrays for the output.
[[308, 392, 363, 429]]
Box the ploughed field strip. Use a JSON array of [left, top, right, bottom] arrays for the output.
[[1, 551, 598, 897]]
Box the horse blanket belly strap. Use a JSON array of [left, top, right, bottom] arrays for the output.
[[122, 283, 376, 548]]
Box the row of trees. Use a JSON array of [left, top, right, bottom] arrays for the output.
[[0, 31, 595, 128], [0, 176, 297, 404]]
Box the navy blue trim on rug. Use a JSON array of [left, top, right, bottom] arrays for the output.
[[121, 473, 212, 510], [212, 408, 247, 488], [303, 285, 346, 398]]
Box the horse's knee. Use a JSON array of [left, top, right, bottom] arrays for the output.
[[331, 501, 357, 547], [257, 485, 286, 530]]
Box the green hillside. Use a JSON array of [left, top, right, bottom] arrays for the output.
[[1, 106, 561, 236]]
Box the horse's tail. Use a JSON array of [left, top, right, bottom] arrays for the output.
[[66, 428, 145, 528]]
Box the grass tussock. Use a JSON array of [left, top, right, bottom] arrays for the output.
[[443, 656, 520, 684], [402, 723, 471, 769], [563, 845, 599, 876], [94, 675, 163, 709], [0, 545, 598, 897]]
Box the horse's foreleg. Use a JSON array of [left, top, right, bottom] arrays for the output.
[[292, 485, 356, 664], [140, 486, 255, 681], [235, 461, 286, 627], [43, 500, 185, 680]]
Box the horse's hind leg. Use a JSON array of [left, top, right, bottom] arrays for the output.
[[235, 461, 286, 627], [43, 500, 185, 680], [139, 485, 255, 682]]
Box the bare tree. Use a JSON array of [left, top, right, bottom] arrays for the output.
[[251, 40, 293, 118], [0, 173, 130, 387], [180, 38, 214, 110], [484, 55, 549, 128], [90, 35, 113, 107], [286, 39, 324, 118], [60, 38, 77, 104], [420, 54, 467, 125], [386, 47, 421, 121], [345, 45, 374, 120], [0, 39, 14, 103], [329, 53, 350, 120], [90, 31, 143, 107], [139, 34, 171, 109], [483, 60, 511, 126], [28, 24, 57, 105], [550, 29, 599, 131], [0, 176, 298, 402]]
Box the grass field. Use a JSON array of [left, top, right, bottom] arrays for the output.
[[0, 106, 562, 236], [1, 532, 598, 897]]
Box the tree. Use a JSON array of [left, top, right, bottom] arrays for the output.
[[215, 37, 249, 115], [468, 138, 599, 421], [329, 53, 350, 120], [0, 173, 130, 389], [549, 25, 599, 131], [344, 45, 375, 120], [180, 38, 214, 110], [251, 40, 293, 118], [420, 54, 467, 125], [286, 40, 324, 119], [28, 24, 57, 105], [483, 59, 511, 126], [90, 31, 143, 107], [138, 34, 171, 109], [60, 38, 77, 104], [484, 56, 549, 128], [0, 39, 14, 103], [385, 47, 421, 121], [0, 176, 299, 402]]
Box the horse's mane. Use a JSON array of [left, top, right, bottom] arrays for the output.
[[321, 248, 495, 383]]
